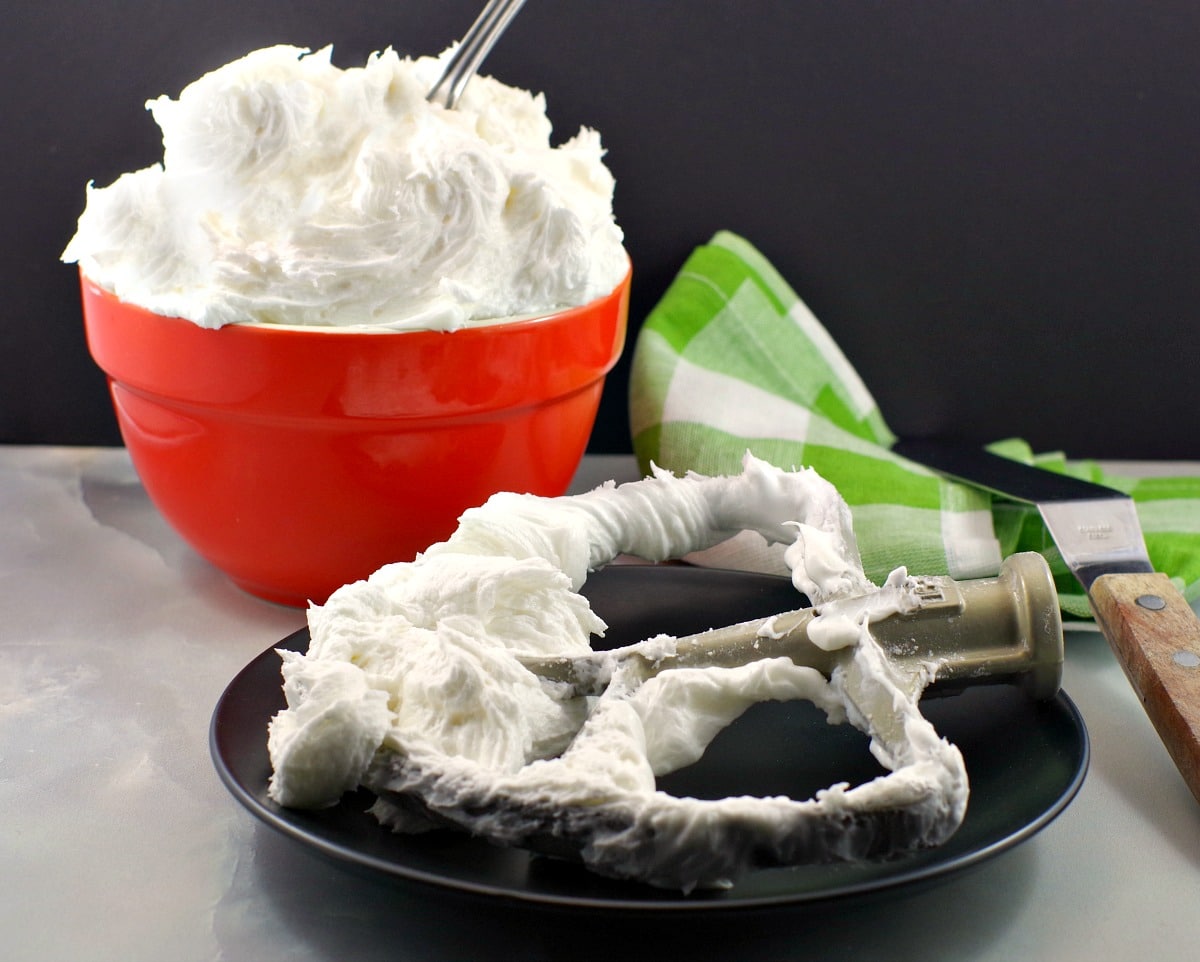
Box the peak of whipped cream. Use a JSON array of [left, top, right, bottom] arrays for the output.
[[62, 44, 627, 330]]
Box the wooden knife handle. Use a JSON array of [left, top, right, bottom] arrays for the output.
[[1089, 571, 1200, 805]]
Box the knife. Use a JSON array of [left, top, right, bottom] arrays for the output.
[[893, 438, 1200, 804]]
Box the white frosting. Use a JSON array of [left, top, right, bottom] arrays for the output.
[[267, 455, 968, 891], [62, 45, 626, 330]]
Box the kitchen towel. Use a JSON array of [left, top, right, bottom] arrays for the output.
[[629, 230, 1200, 618]]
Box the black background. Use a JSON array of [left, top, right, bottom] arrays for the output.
[[5, 1, 1198, 457]]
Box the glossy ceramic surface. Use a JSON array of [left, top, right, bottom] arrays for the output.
[[81, 270, 629, 605]]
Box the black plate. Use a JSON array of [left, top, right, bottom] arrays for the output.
[[210, 565, 1088, 911]]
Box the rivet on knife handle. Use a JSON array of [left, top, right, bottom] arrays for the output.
[[1088, 572, 1200, 805]]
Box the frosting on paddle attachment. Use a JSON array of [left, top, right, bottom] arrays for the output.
[[267, 455, 1063, 892]]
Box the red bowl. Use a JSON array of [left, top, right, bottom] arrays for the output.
[[80, 268, 629, 606]]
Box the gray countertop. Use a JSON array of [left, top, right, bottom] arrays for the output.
[[3, 446, 1198, 962]]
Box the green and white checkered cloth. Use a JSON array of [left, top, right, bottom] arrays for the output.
[[629, 230, 1200, 618]]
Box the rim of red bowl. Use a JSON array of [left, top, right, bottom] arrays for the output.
[[80, 266, 631, 420], [79, 262, 630, 336]]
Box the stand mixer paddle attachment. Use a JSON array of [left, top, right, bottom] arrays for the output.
[[370, 553, 1064, 891]]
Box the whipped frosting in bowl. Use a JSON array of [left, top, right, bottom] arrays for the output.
[[62, 44, 627, 331], [65, 42, 629, 605]]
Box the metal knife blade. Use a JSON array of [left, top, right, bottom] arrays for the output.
[[894, 438, 1200, 804]]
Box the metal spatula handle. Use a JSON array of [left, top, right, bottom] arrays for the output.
[[427, 0, 529, 108], [1090, 572, 1200, 801]]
